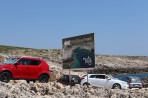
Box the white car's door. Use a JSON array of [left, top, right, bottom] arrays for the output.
[[103, 76, 120, 88], [96, 75, 108, 87], [89, 75, 98, 86]]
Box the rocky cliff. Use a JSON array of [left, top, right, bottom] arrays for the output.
[[0, 45, 148, 74]]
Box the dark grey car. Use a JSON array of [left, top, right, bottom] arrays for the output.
[[57, 75, 81, 86], [122, 76, 142, 89]]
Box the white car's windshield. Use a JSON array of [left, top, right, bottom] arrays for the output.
[[107, 75, 115, 79], [4, 58, 20, 64]]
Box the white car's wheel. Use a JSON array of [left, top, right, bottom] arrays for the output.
[[113, 83, 121, 89]]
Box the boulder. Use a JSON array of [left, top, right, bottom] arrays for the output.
[[50, 68, 62, 81], [54, 83, 64, 89]]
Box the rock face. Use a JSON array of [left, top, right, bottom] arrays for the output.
[[0, 45, 148, 80], [1, 49, 148, 75]]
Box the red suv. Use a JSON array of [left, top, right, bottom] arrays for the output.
[[0, 56, 50, 83]]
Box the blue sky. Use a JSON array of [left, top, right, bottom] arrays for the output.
[[0, 0, 148, 56]]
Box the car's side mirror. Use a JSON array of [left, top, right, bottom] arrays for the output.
[[107, 77, 111, 80]]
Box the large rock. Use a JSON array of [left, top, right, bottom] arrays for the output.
[[50, 67, 62, 81], [54, 83, 64, 89]]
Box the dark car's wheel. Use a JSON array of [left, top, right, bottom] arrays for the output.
[[113, 83, 121, 89], [0, 72, 11, 83], [39, 74, 49, 83], [70, 80, 75, 86]]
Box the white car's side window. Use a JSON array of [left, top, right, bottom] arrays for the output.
[[96, 75, 105, 79]]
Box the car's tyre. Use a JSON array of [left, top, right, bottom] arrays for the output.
[[32, 80, 36, 83], [83, 82, 90, 86], [26, 80, 30, 83], [39, 74, 49, 83], [26, 80, 36, 83], [0, 72, 11, 83], [112, 83, 121, 89]]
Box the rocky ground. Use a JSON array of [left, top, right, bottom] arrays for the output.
[[1, 45, 148, 98], [1, 80, 148, 98]]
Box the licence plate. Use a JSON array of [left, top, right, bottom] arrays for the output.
[[133, 84, 140, 87]]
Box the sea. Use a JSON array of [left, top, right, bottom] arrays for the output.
[[112, 73, 148, 80]]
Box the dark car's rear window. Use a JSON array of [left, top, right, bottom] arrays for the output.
[[72, 75, 80, 80]]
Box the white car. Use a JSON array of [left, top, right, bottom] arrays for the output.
[[81, 74, 129, 89]]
